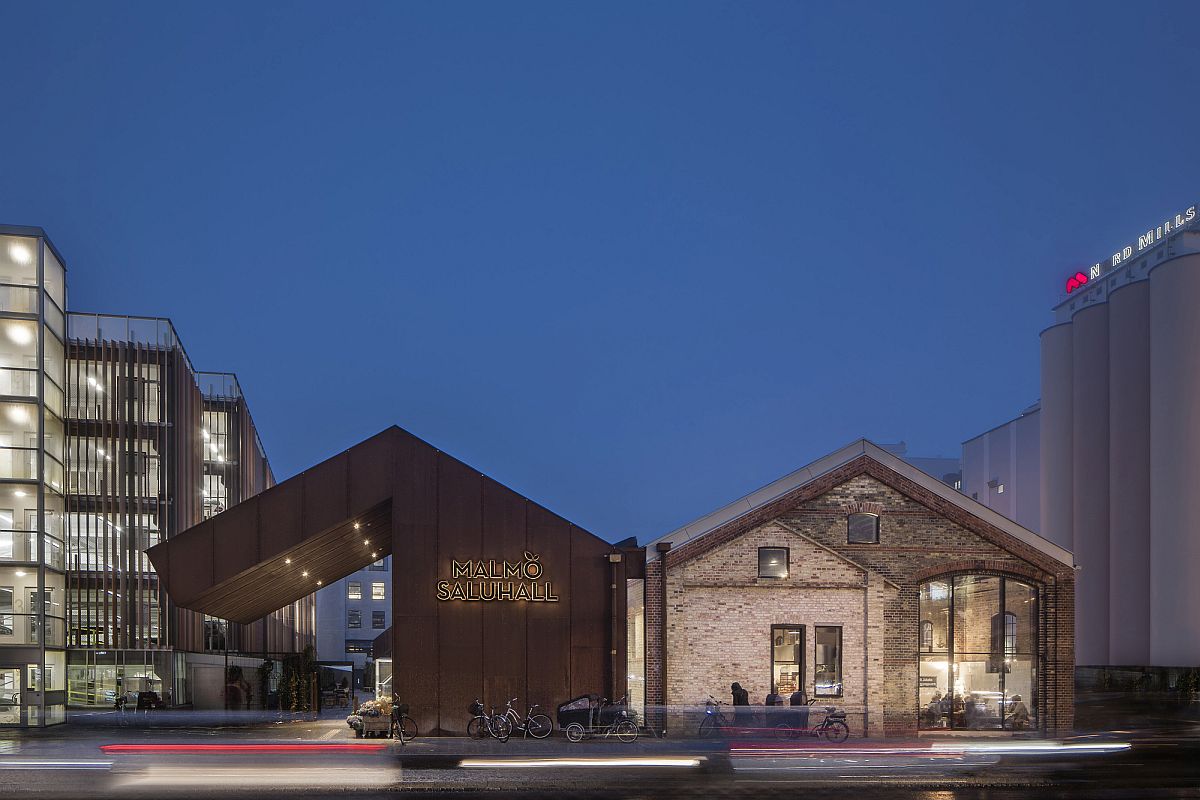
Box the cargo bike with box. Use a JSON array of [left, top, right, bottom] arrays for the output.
[[556, 693, 639, 743]]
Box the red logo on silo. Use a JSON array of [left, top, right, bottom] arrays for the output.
[[1065, 271, 1088, 294]]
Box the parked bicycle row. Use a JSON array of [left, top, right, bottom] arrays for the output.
[[348, 691, 848, 743]]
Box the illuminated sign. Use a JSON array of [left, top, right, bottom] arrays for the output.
[[1066, 204, 1197, 294], [436, 551, 559, 602]]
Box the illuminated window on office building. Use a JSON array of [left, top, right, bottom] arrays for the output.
[[347, 581, 361, 601], [371, 582, 385, 601]]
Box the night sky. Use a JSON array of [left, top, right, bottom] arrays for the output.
[[3, 2, 1198, 543]]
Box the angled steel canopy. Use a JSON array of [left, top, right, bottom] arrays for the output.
[[147, 427, 405, 623]]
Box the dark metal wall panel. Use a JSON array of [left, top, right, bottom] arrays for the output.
[[301, 452, 350, 539], [480, 477, 528, 709], [348, 428, 397, 513], [525, 503, 572, 708], [569, 526, 610, 699], [434, 453, 484, 734], [166, 521, 214, 605], [391, 430, 440, 736], [258, 482, 302, 561], [211, 497, 260, 584]]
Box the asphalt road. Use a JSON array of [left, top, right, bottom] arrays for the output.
[[1, 705, 1197, 798]]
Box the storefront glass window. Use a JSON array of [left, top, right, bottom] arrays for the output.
[[626, 579, 645, 719], [771, 625, 804, 696], [814, 626, 842, 696], [919, 575, 1038, 730]]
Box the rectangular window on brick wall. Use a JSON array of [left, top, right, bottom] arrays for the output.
[[814, 626, 842, 696], [758, 547, 789, 578], [847, 513, 879, 543], [771, 625, 804, 696]]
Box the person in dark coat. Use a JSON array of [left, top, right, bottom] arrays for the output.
[[789, 689, 809, 728], [731, 682, 750, 726]]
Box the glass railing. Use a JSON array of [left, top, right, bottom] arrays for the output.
[[0, 284, 38, 315], [0, 368, 37, 399], [0, 447, 37, 480], [0, 614, 66, 647], [0, 530, 35, 562]]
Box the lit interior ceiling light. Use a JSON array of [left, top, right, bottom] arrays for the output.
[[14, 490, 26, 497], [96, 447, 106, 456], [353, 522, 360, 530], [87, 377, 97, 387], [301, 571, 308, 577], [6, 324, 33, 345], [363, 539, 369, 546], [105, 455, 112, 462], [14, 570, 26, 577], [6, 405, 29, 423], [285, 558, 291, 564], [8, 242, 32, 265], [371, 552, 377, 559], [201, 429, 210, 440], [316, 580, 322, 586], [216, 454, 225, 463]]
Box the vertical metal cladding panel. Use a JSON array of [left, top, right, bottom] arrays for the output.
[[1107, 282, 1151, 665], [569, 527, 611, 700], [391, 431, 439, 736], [1149, 254, 1200, 665], [434, 453, 484, 735], [1071, 304, 1110, 665], [480, 478, 528, 709], [1040, 323, 1074, 550], [525, 504, 572, 711]]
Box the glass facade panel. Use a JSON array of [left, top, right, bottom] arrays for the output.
[[920, 575, 1038, 730], [42, 243, 65, 313], [0, 236, 39, 288]]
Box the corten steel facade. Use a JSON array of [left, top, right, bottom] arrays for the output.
[[643, 441, 1075, 737], [1041, 207, 1200, 667], [148, 426, 641, 736], [63, 319, 313, 710]]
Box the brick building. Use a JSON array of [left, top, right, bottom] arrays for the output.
[[643, 440, 1075, 737]]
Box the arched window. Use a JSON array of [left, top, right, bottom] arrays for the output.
[[847, 513, 879, 544], [920, 620, 934, 652]]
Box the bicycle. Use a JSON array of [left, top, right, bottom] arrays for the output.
[[467, 699, 512, 742], [771, 699, 850, 743], [564, 694, 638, 743], [501, 697, 553, 739], [698, 695, 734, 738], [390, 698, 418, 743]]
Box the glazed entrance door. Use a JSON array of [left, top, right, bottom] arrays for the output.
[[0, 667, 20, 725]]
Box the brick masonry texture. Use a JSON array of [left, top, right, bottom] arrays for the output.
[[647, 456, 1075, 737]]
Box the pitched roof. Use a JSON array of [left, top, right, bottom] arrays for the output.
[[645, 439, 1073, 568]]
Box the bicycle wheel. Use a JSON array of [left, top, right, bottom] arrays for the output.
[[820, 720, 849, 743], [614, 720, 638, 743], [399, 715, 418, 742], [565, 722, 586, 743], [467, 716, 487, 739], [527, 713, 553, 740], [698, 715, 721, 738], [490, 714, 512, 743], [774, 723, 798, 741]]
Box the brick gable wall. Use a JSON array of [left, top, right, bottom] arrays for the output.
[[646, 463, 1075, 737]]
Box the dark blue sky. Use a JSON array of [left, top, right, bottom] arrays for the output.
[[3, 2, 1197, 542]]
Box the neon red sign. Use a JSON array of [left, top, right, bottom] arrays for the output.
[[1065, 271, 1088, 294]]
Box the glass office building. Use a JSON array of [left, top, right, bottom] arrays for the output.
[[0, 226, 68, 727], [0, 224, 314, 727]]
